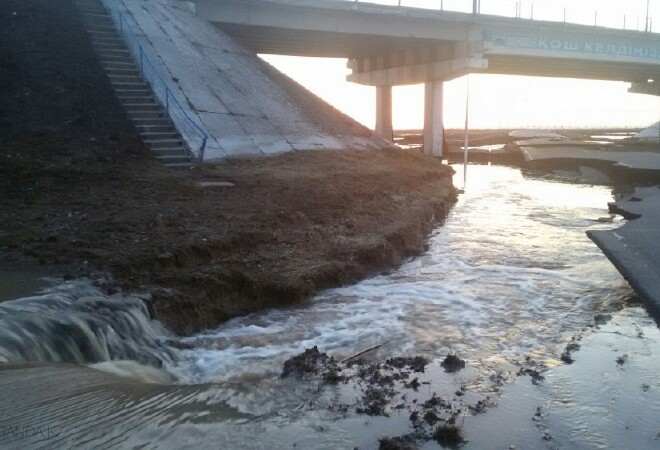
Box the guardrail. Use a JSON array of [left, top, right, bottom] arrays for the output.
[[349, 0, 656, 33], [108, 6, 209, 162]]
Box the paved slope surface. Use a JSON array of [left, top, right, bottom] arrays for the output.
[[103, 0, 387, 160]]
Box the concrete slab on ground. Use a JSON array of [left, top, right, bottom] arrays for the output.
[[522, 146, 660, 171], [588, 187, 660, 318]]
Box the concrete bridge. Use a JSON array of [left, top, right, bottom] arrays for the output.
[[193, 0, 660, 156]]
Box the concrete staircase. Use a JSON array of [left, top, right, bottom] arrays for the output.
[[75, 0, 194, 168]]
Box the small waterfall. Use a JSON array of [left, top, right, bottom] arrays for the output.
[[0, 280, 178, 368]]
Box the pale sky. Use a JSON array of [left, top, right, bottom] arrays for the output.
[[261, 0, 660, 130]]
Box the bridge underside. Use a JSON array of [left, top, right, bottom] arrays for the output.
[[347, 54, 660, 86], [196, 0, 660, 157], [217, 24, 439, 58]]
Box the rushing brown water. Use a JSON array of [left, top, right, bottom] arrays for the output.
[[1, 164, 659, 449]]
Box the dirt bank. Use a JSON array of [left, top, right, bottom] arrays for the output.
[[2, 145, 456, 334], [1, 0, 456, 335]]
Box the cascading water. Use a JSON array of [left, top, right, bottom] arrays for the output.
[[0, 279, 177, 369]]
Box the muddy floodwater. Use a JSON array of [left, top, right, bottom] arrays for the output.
[[2, 164, 660, 449]]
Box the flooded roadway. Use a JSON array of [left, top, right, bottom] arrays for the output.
[[1, 164, 659, 449]]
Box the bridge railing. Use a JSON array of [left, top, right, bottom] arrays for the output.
[[103, 2, 210, 162], [347, 0, 657, 33]]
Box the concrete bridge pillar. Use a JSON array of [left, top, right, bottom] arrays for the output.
[[375, 85, 393, 141], [424, 80, 445, 157]]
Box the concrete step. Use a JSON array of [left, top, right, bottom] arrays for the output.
[[76, 0, 104, 4], [107, 68, 140, 76], [153, 149, 189, 158], [87, 28, 116, 35], [126, 105, 162, 113], [128, 111, 166, 119], [151, 147, 188, 155], [111, 80, 148, 88], [76, 0, 105, 6], [82, 17, 112, 27], [155, 155, 192, 163], [107, 71, 141, 78], [145, 139, 184, 149], [136, 124, 177, 132], [140, 131, 180, 140], [78, 9, 108, 16], [116, 90, 153, 98], [164, 162, 194, 169], [105, 64, 138, 72], [105, 65, 139, 73], [100, 54, 133, 62], [81, 10, 109, 17], [123, 99, 158, 105], [93, 36, 123, 43], [102, 59, 135, 66], [132, 118, 172, 127], [119, 96, 155, 104], [93, 36, 124, 44], [97, 48, 130, 55], [93, 41, 126, 50], [108, 75, 144, 84], [82, 15, 112, 24], [84, 22, 113, 29], [95, 46, 127, 54], [77, 5, 106, 12], [100, 57, 133, 65]]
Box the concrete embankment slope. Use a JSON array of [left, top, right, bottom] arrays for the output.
[[588, 187, 660, 319], [103, 0, 387, 160]]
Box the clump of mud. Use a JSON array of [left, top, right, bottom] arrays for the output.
[[386, 356, 429, 373], [441, 354, 466, 373], [379, 435, 418, 450], [281, 346, 338, 379], [560, 342, 581, 364], [433, 424, 465, 448], [517, 368, 545, 385]]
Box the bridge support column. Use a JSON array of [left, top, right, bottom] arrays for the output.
[[375, 85, 393, 141], [424, 80, 445, 157]]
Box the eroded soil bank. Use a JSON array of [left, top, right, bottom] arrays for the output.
[[2, 146, 456, 335], [0, 0, 456, 335]]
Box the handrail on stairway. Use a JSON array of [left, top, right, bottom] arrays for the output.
[[111, 8, 209, 162]]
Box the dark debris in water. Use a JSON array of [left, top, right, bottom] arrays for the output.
[[616, 354, 628, 366], [433, 424, 466, 448], [517, 368, 545, 385], [385, 356, 429, 373], [379, 435, 419, 450], [410, 392, 466, 447], [594, 313, 613, 326], [441, 354, 466, 373], [357, 386, 395, 416], [281, 348, 478, 448], [281, 346, 337, 379], [560, 336, 583, 364]]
